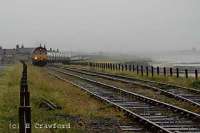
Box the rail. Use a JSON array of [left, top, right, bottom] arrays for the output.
[[48, 67, 200, 133], [63, 66, 200, 108]]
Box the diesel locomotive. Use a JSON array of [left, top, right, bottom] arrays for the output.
[[31, 46, 70, 66]]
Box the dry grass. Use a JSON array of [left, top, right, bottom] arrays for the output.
[[0, 64, 126, 133]]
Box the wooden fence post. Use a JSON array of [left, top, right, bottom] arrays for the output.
[[185, 69, 188, 78], [146, 66, 149, 76], [157, 66, 160, 76], [176, 68, 179, 78], [141, 65, 144, 76], [19, 62, 31, 133], [164, 67, 166, 77], [151, 66, 154, 77], [129, 64, 131, 71], [195, 69, 198, 80], [125, 64, 128, 71], [170, 68, 173, 77]]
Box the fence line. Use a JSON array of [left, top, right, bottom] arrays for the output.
[[19, 61, 31, 133], [88, 62, 199, 79]]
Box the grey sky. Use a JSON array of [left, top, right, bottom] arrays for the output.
[[0, 0, 199, 53]]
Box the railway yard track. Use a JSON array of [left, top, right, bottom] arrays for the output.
[[48, 66, 200, 133], [61, 66, 200, 109]]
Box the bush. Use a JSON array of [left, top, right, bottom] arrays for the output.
[[191, 80, 200, 89]]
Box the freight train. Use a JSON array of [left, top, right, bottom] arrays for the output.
[[31, 46, 70, 66]]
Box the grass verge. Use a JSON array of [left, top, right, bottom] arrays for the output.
[[0, 64, 126, 133]]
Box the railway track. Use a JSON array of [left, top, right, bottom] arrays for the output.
[[48, 66, 200, 133], [61, 66, 200, 108]]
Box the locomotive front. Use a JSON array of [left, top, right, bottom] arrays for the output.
[[32, 46, 48, 66]]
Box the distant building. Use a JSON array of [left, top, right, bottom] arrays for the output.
[[0, 49, 16, 64], [0, 45, 35, 64], [15, 45, 34, 61]]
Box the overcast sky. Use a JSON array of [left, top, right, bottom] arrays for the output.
[[0, 0, 199, 53]]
